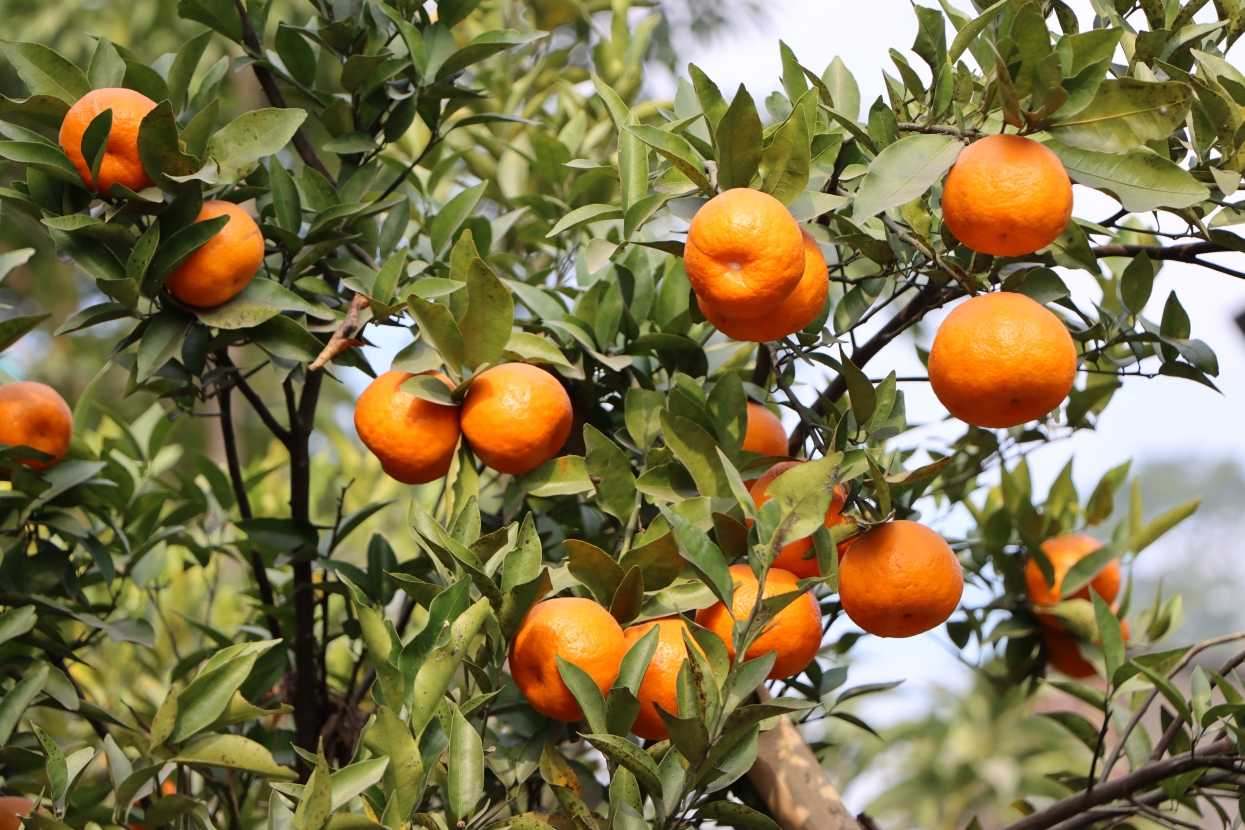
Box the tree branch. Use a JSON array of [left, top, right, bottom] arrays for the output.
[[1151, 645, 1245, 761], [231, 0, 336, 186], [1090, 242, 1230, 260], [1001, 738, 1238, 830], [216, 352, 291, 446]]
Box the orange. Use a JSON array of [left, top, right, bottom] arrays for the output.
[[1044, 616, 1130, 680], [0, 797, 33, 830], [699, 230, 828, 342], [741, 402, 787, 458], [1025, 533, 1121, 631], [941, 134, 1073, 257], [354, 371, 461, 485], [59, 88, 157, 194], [622, 617, 706, 740], [164, 201, 265, 308], [749, 461, 854, 579], [838, 520, 963, 638], [0, 382, 72, 470], [927, 292, 1077, 429], [509, 597, 625, 721], [695, 565, 822, 679], [684, 188, 805, 319], [461, 363, 573, 475]]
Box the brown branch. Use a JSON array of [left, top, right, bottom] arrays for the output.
[[787, 281, 960, 454], [216, 352, 291, 446], [310, 293, 368, 372], [1090, 242, 1229, 260], [1046, 770, 1237, 830], [896, 122, 982, 140], [1151, 645, 1245, 761], [1001, 738, 1238, 830], [231, 0, 336, 186]]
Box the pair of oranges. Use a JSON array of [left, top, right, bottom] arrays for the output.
[[1024, 533, 1126, 679], [60, 89, 264, 308], [354, 363, 574, 483], [509, 566, 823, 740]]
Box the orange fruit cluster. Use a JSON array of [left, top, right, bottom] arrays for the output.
[[1024, 533, 1125, 679], [509, 566, 824, 739], [0, 381, 73, 470], [355, 363, 573, 484], [838, 520, 963, 638], [686, 189, 829, 343], [928, 292, 1077, 430]]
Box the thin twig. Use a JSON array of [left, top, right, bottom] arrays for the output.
[[896, 122, 982, 140], [216, 352, 291, 446]]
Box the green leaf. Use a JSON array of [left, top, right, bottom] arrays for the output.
[[167, 29, 213, 109], [822, 57, 860, 122], [690, 64, 729, 133], [1134, 497, 1200, 554], [584, 424, 636, 522], [759, 100, 812, 205], [1134, 661, 1192, 725], [516, 455, 592, 496], [1092, 591, 1125, 680], [625, 388, 665, 451], [0, 606, 36, 648], [144, 214, 229, 295], [202, 107, 309, 185], [582, 734, 663, 796], [715, 86, 763, 191], [547, 203, 623, 237], [695, 801, 781, 830], [372, 706, 422, 819], [248, 316, 322, 363], [503, 331, 571, 369], [1041, 711, 1101, 751], [136, 310, 193, 383], [948, 0, 1007, 63], [1047, 80, 1194, 154], [269, 161, 302, 233], [407, 296, 466, 379], [840, 351, 876, 426], [0, 41, 90, 103], [609, 566, 645, 626], [853, 134, 962, 221], [193, 278, 332, 330], [659, 410, 733, 498], [1120, 252, 1155, 316], [619, 532, 683, 591], [764, 452, 846, 544], [438, 30, 544, 79], [625, 124, 712, 193], [139, 100, 202, 188], [1045, 141, 1209, 213], [460, 258, 513, 371], [171, 733, 296, 780], [430, 182, 487, 255], [148, 687, 178, 750], [0, 312, 50, 349], [659, 505, 734, 609], [409, 599, 490, 739], [86, 38, 126, 89], [81, 108, 111, 188], [170, 641, 278, 742], [448, 706, 483, 818], [555, 656, 608, 733], [565, 539, 625, 606], [0, 664, 47, 745], [0, 141, 83, 184]]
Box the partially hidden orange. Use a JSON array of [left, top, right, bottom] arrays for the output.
[[741, 402, 788, 458], [461, 363, 573, 475], [699, 230, 828, 342], [354, 371, 461, 484], [0, 382, 72, 470], [695, 564, 822, 679], [684, 188, 805, 319], [927, 292, 1077, 429], [622, 617, 705, 740], [59, 88, 157, 194], [1025, 533, 1120, 630], [749, 460, 855, 579], [838, 521, 963, 638], [0, 797, 33, 830], [164, 201, 265, 308], [941, 134, 1073, 257], [509, 597, 625, 721]]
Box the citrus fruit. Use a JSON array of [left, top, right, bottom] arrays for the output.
[[699, 230, 828, 342], [695, 564, 822, 679], [1025, 533, 1120, 630], [0, 797, 33, 830], [927, 292, 1077, 429], [59, 88, 157, 194], [1042, 628, 1095, 679], [941, 134, 1073, 257], [354, 371, 461, 485], [684, 188, 805, 319], [749, 461, 854, 579], [622, 616, 705, 740], [164, 201, 265, 308], [838, 520, 963, 638], [741, 402, 788, 458], [509, 597, 626, 721], [0, 381, 72, 470], [461, 363, 573, 475]]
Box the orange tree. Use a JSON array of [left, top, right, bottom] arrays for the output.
[[0, 1, 1240, 830]]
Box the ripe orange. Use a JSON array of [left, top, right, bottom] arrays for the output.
[[59, 88, 157, 194], [509, 597, 625, 722], [941, 134, 1073, 257], [1025, 533, 1120, 630], [695, 565, 822, 679], [0, 797, 33, 830], [0, 382, 72, 470], [461, 363, 573, 475], [749, 461, 854, 579], [354, 371, 461, 484], [164, 201, 265, 308], [927, 292, 1077, 429], [1044, 615, 1130, 679], [684, 188, 805, 319], [838, 521, 963, 638], [699, 230, 828, 342], [741, 402, 788, 458], [622, 617, 705, 740]]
